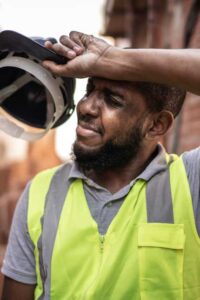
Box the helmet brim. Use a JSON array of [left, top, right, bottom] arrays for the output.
[[0, 30, 67, 64]]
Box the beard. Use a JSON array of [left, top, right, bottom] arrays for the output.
[[72, 124, 143, 172]]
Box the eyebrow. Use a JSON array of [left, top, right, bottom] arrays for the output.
[[89, 78, 125, 99], [103, 87, 124, 99]]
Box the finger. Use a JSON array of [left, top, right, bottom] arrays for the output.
[[44, 41, 77, 59], [71, 31, 96, 46], [60, 35, 83, 55], [42, 60, 71, 76], [44, 40, 55, 51], [69, 31, 85, 48]]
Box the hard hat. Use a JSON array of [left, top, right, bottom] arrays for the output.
[[0, 30, 75, 141]]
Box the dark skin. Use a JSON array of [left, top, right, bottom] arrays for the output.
[[43, 31, 200, 95], [75, 77, 173, 193], [1, 77, 173, 299], [1, 276, 35, 300]]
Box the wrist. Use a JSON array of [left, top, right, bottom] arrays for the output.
[[93, 46, 122, 79], [94, 46, 142, 81]]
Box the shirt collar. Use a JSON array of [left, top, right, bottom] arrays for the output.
[[136, 143, 168, 182]]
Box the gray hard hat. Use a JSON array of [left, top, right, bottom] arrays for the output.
[[0, 30, 75, 140]]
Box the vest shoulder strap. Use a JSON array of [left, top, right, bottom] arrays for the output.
[[28, 162, 73, 300], [28, 166, 59, 244]]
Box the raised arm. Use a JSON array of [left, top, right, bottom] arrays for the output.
[[43, 31, 200, 95]]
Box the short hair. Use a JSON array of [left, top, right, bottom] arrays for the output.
[[133, 82, 186, 118]]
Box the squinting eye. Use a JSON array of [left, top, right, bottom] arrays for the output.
[[104, 93, 123, 108]]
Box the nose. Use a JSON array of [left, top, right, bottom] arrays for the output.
[[77, 93, 99, 118]]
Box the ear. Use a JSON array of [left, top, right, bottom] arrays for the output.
[[144, 110, 174, 140]]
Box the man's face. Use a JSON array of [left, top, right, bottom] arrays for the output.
[[73, 77, 149, 170]]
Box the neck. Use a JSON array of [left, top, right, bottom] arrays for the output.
[[85, 144, 158, 193]]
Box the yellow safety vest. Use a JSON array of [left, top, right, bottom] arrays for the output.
[[27, 155, 200, 300]]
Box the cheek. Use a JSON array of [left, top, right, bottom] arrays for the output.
[[100, 104, 145, 140], [101, 111, 122, 136], [101, 111, 135, 142]]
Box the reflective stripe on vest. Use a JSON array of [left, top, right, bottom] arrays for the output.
[[28, 155, 200, 300]]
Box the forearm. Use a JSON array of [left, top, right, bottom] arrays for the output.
[[97, 47, 200, 95], [1, 277, 35, 300], [43, 31, 200, 95]]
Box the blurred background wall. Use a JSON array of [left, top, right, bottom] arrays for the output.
[[0, 0, 200, 294]]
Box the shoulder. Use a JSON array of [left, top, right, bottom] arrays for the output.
[[181, 147, 200, 217], [182, 146, 200, 166], [28, 161, 74, 218], [180, 147, 200, 184], [28, 161, 74, 213], [31, 161, 74, 186]]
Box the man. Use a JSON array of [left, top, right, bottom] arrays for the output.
[[1, 32, 200, 300]]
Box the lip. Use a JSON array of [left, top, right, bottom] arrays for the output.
[[76, 123, 102, 138]]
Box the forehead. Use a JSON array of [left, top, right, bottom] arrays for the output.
[[89, 77, 134, 92]]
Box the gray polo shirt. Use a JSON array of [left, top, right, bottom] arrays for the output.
[[1, 145, 200, 284]]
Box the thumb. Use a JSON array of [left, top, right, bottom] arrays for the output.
[[42, 60, 66, 76]]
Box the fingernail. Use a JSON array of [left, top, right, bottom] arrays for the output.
[[68, 50, 76, 58], [73, 46, 82, 53]]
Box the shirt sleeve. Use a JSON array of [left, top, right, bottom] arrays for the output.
[[1, 182, 37, 284], [182, 146, 200, 236]]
